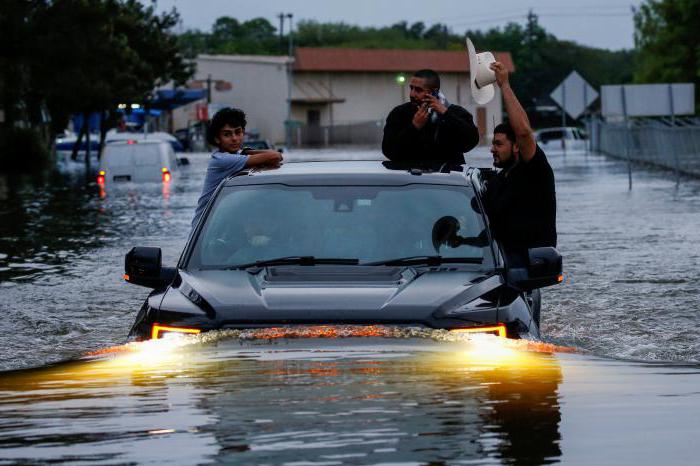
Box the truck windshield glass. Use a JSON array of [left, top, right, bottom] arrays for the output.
[[187, 184, 490, 269]]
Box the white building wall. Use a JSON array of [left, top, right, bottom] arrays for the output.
[[171, 98, 206, 133], [180, 55, 503, 146], [194, 55, 291, 144], [293, 71, 503, 143]]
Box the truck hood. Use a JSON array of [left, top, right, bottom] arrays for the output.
[[177, 266, 501, 325]]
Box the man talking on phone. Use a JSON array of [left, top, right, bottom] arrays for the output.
[[382, 69, 479, 164]]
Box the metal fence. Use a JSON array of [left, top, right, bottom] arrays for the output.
[[590, 117, 700, 178], [294, 120, 385, 147]]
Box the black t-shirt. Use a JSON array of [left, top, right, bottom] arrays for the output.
[[484, 145, 557, 253]]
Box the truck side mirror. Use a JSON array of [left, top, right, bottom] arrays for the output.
[[124, 247, 176, 289], [507, 247, 563, 292]]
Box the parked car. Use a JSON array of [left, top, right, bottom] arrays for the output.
[[125, 161, 562, 341], [97, 140, 179, 184], [535, 127, 587, 152]]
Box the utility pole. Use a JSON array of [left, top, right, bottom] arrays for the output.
[[287, 13, 294, 56], [285, 13, 294, 148], [278, 13, 285, 53], [206, 74, 212, 104]]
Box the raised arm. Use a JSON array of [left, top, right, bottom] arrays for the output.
[[490, 62, 536, 162], [245, 150, 283, 167]]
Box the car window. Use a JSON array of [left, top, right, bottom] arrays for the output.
[[134, 144, 162, 166], [187, 184, 489, 269], [104, 145, 133, 167]]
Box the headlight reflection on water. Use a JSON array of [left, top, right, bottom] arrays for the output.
[[82, 326, 577, 377]]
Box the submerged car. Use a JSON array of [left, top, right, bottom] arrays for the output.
[[125, 161, 562, 341], [98, 140, 179, 184], [535, 127, 587, 152]]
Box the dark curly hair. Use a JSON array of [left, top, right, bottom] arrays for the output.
[[494, 122, 516, 144], [206, 107, 247, 146]]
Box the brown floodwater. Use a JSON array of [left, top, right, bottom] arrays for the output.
[[1, 334, 698, 465]]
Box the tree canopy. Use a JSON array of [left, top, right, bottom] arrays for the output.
[[177, 13, 635, 106], [634, 0, 699, 107], [0, 0, 192, 165]]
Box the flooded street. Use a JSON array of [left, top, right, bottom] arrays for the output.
[[1, 147, 700, 464], [0, 337, 698, 465]]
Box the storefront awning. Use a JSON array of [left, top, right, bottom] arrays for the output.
[[150, 89, 207, 110]]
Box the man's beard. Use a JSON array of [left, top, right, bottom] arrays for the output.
[[494, 153, 516, 169]]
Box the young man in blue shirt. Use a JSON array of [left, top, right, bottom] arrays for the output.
[[192, 108, 282, 227]]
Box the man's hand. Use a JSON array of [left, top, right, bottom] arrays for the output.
[[412, 103, 430, 129], [490, 61, 509, 88], [422, 94, 448, 115]]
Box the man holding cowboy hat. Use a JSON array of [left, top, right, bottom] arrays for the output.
[[469, 38, 557, 326], [484, 66, 557, 258]]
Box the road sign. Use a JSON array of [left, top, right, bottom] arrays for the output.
[[601, 83, 694, 117], [550, 71, 599, 120]]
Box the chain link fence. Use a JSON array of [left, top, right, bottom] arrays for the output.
[[590, 118, 700, 177]]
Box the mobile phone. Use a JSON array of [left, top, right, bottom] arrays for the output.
[[427, 89, 439, 115]]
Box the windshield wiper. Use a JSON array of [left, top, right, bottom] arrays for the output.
[[362, 255, 482, 267], [227, 256, 360, 270]]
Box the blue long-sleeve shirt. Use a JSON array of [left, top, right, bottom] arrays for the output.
[[191, 150, 248, 228]]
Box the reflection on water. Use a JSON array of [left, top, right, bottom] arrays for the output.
[[0, 336, 564, 465]]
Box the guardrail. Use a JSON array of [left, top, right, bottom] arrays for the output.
[[590, 118, 700, 179]]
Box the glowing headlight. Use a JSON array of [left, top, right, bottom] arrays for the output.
[[450, 324, 507, 338], [151, 324, 201, 340]]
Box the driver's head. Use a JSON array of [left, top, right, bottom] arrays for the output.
[[409, 69, 440, 105], [491, 123, 519, 169]]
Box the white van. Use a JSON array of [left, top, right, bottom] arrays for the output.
[[97, 140, 178, 184]]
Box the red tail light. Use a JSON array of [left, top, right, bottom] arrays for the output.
[[97, 170, 106, 185], [162, 169, 171, 182]]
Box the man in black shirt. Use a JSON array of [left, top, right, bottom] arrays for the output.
[[483, 62, 557, 260], [382, 69, 479, 164]]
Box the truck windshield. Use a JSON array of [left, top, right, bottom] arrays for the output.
[[187, 184, 490, 269]]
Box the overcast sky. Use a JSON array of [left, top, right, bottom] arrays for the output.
[[150, 0, 643, 50]]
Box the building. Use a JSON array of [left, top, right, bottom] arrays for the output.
[[292, 48, 514, 144], [182, 48, 515, 146], [174, 54, 292, 144]]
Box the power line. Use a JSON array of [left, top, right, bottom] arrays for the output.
[[430, 4, 633, 27]]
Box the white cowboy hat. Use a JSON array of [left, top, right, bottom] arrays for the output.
[[466, 38, 497, 105]]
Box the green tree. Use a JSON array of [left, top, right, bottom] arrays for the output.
[[176, 13, 636, 109], [31, 0, 192, 160], [633, 0, 699, 106]]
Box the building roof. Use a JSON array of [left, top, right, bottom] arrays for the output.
[[198, 54, 292, 65], [294, 48, 515, 73]]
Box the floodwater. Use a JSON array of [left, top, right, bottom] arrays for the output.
[[1, 147, 700, 464]]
